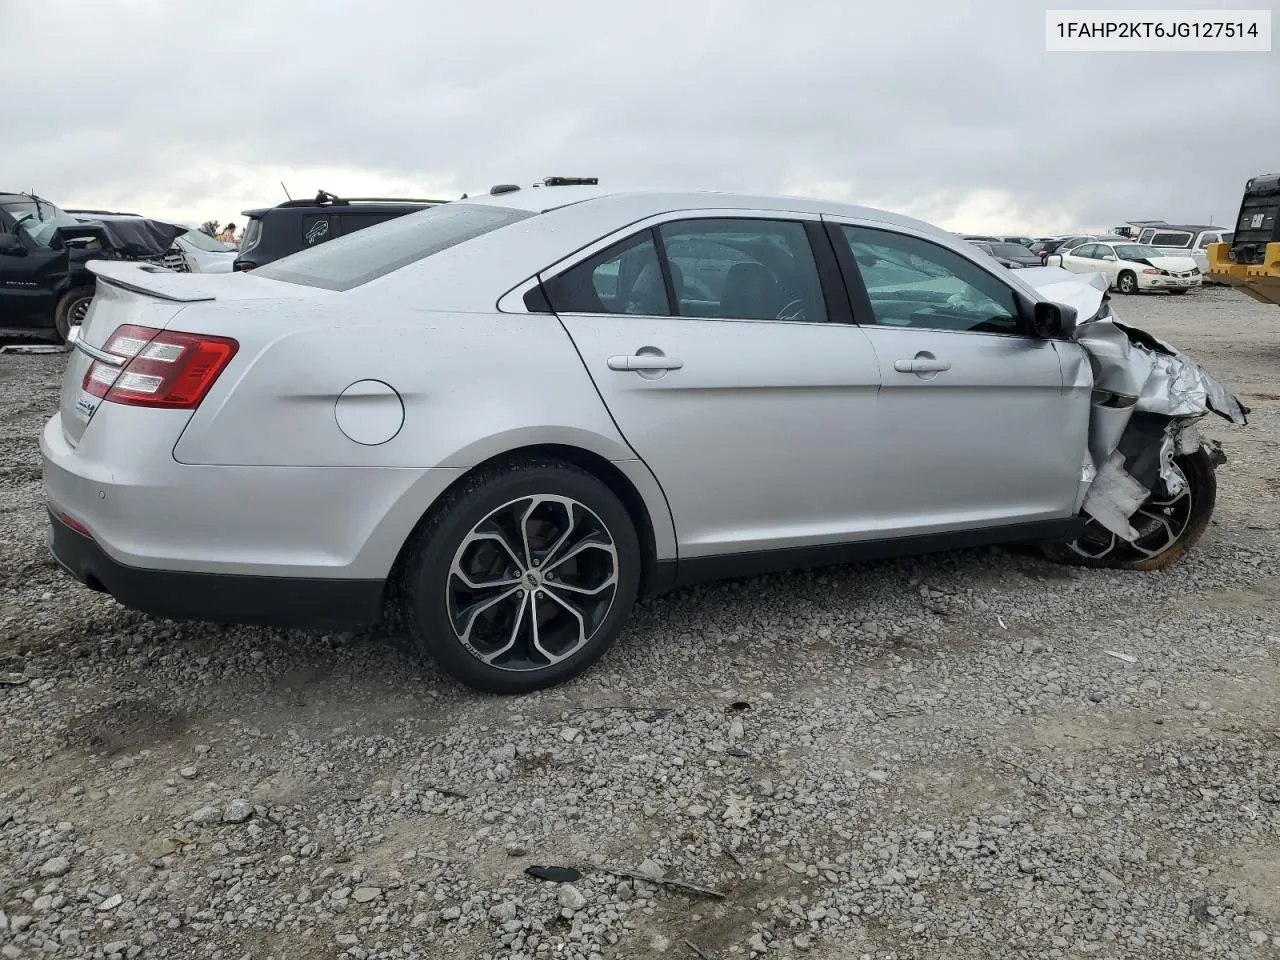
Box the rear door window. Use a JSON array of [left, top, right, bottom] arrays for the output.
[[544, 232, 671, 316], [658, 218, 828, 322]]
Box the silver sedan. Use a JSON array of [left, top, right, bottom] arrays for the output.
[[41, 182, 1247, 692]]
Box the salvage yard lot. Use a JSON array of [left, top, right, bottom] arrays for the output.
[[2, 288, 1279, 960]]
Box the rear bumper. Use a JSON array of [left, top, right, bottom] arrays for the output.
[[47, 510, 385, 630]]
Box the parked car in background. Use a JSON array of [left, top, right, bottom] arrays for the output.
[[234, 190, 448, 271], [173, 227, 237, 273], [998, 236, 1035, 247], [1049, 241, 1202, 294], [968, 240, 1041, 268], [70, 212, 236, 274], [1133, 223, 1232, 274], [43, 182, 1244, 693], [0, 193, 186, 340]]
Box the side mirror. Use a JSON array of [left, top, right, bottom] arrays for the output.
[[1046, 254, 1063, 267], [0, 233, 26, 256], [1102, 254, 1117, 261], [1031, 301, 1077, 339]]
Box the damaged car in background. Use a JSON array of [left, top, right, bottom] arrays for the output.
[[41, 184, 1247, 694], [0, 191, 192, 341]]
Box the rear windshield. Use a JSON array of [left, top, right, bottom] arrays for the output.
[[255, 203, 534, 291], [238, 217, 262, 252]]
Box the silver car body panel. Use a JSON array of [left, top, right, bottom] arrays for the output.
[[40, 187, 1246, 599]]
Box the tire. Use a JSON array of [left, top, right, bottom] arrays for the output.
[[398, 458, 641, 693], [1116, 271, 1138, 295], [54, 288, 93, 343], [1043, 448, 1216, 571]]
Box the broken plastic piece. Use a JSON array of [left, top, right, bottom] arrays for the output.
[[1103, 650, 1138, 663], [1080, 451, 1148, 540], [524, 865, 582, 883]]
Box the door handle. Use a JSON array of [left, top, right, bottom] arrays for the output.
[[607, 355, 684, 372], [894, 357, 951, 374]]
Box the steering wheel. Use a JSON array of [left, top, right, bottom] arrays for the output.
[[776, 298, 806, 322]]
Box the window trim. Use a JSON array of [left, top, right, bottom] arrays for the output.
[[824, 217, 1034, 339]]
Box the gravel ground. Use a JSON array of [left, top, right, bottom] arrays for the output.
[[2, 287, 1278, 960]]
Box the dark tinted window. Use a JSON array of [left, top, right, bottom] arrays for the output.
[[256, 203, 533, 291], [544, 232, 670, 316], [1150, 231, 1191, 247], [238, 217, 262, 253], [990, 243, 1034, 258], [301, 215, 332, 247], [338, 212, 407, 235], [658, 218, 827, 322], [838, 225, 1020, 335]]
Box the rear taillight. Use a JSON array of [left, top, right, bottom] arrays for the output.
[[82, 324, 238, 409]]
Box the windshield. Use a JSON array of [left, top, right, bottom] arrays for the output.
[[178, 228, 231, 252], [2, 197, 80, 247], [255, 203, 535, 291], [990, 243, 1033, 258], [1113, 244, 1171, 260]]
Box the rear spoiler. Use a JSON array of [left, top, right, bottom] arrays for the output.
[[86, 261, 215, 303]]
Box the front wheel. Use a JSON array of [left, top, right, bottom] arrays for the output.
[[1116, 271, 1138, 295], [399, 459, 641, 693], [54, 288, 93, 343], [1043, 448, 1216, 571]]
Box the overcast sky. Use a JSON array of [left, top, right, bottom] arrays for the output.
[[4, 0, 1275, 234]]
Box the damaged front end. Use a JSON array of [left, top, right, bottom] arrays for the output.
[[1022, 267, 1248, 549]]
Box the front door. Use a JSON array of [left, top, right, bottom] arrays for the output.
[[543, 213, 883, 559], [826, 219, 1086, 537]]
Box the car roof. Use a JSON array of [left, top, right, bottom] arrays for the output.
[[244, 196, 444, 218], [453, 185, 957, 239], [1138, 223, 1221, 233]]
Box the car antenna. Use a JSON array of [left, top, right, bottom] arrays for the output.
[[281, 181, 293, 201]]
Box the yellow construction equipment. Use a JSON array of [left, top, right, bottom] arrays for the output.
[[1206, 173, 1280, 306]]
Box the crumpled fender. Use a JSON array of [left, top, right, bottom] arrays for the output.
[[1020, 269, 1248, 541]]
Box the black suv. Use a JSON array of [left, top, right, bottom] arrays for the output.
[[0, 192, 187, 340], [234, 191, 448, 271]]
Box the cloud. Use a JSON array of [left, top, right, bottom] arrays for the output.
[[5, 0, 1274, 234]]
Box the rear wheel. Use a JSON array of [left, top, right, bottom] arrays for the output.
[[1044, 448, 1216, 571], [1116, 271, 1138, 295], [399, 459, 641, 693], [54, 288, 93, 343]]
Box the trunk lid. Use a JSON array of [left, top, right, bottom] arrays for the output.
[[59, 261, 328, 446]]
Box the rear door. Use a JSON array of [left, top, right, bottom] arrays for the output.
[[826, 219, 1084, 536], [543, 211, 884, 559]]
